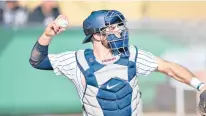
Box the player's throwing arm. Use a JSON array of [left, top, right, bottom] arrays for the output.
[[29, 15, 69, 69]]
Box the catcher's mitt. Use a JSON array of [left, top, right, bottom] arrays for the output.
[[198, 90, 206, 116]]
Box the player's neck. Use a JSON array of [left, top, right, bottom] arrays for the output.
[[93, 43, 113, 60]]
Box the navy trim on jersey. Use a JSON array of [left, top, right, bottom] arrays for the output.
[[29, 41, 53, 70], [35, 56, 53, 70]]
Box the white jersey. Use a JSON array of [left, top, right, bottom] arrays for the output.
[[48, 45, 158, 115]]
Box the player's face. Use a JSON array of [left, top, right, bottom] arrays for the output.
[[93, 23, 126, 49], [99, 24, 120, 48], [101, 23, 125, 45], [102, 23, 122, 38]]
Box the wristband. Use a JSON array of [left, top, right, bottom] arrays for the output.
[[198, 83, 205, 91], [190, 77, 205, 91]]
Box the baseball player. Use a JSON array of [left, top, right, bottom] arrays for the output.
[[29, 10, 206, 116]]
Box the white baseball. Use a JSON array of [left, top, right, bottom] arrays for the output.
[[56, 18, 68, 28]]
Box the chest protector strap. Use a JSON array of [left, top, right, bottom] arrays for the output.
[[75, 45, 138, 86]]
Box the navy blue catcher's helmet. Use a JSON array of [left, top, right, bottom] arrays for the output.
[[82, 10, 129, 56]]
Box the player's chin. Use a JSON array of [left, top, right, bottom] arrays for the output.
[[101, 40, 110, 49]]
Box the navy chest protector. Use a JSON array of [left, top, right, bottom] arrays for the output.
[[75, 45, 141, 116]]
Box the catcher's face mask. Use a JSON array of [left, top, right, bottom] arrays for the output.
[[99, 10, 129, 57]]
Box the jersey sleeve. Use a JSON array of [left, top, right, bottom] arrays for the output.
[[136, 49, 158, 76], [48, 51, 77, 79]]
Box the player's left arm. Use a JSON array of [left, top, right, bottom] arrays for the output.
[[156, 57, 206, 92], [156, 57, 206, 114], [135, 48, 206, 114]]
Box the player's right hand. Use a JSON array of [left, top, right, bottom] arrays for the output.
[[43, 15, 69, 37]]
